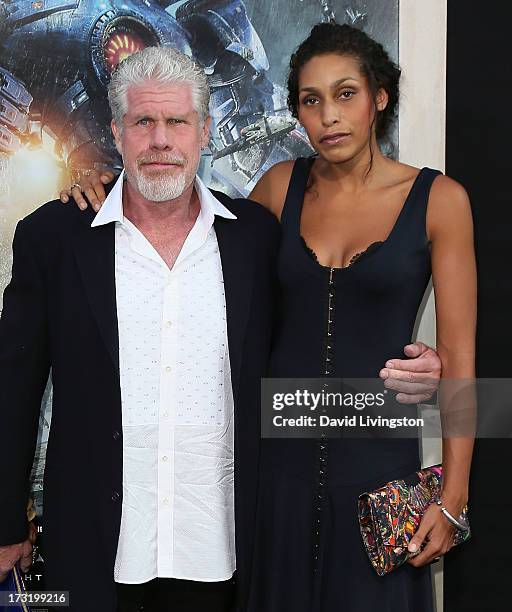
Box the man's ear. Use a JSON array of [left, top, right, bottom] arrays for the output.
[[200, 115, 212, 149], [111, 119, 122, 155]]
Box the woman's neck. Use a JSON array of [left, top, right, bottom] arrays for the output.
[[314, 142, 393, 194]]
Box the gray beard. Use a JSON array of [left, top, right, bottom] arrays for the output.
[[132, 169, 189, 202]]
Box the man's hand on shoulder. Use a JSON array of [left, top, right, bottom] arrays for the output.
[[379, 341, 442, 403], [60, 169, 116, 212]]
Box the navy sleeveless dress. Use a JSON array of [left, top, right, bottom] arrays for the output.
[[248, 158, 441, 612]]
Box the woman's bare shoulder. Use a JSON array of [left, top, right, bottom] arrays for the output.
[[428, 174, 471, 214], [249, 160, 296, 220], [427, 173, 472, 238], [384, 161, 470, 213], [429, 173, 469, 200]]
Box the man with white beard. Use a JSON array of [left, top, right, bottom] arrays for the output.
[[0, 47, 281, 612]]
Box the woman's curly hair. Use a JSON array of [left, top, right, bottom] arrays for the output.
[[287, 22, 401, 141]]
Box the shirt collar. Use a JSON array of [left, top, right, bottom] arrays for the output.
[[91, 169, 237, 228], [195, 173, 237, 221]]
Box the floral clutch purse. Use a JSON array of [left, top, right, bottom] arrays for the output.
[[358, 465, 471, 576]]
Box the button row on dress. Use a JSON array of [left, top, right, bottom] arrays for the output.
[[312, 270, 336, 574], [313, 438, 328, 572]]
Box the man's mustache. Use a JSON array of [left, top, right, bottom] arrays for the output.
[[137, 155, 187, 167]]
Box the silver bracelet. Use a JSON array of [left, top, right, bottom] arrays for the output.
[[434, 499, 470, 532]]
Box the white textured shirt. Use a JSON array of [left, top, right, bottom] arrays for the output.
[[91, 172, 237, 584]]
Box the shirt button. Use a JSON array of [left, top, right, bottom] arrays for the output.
[[163, 498, 170, 505], [165, 366, 172, 373], [165, 320, 172, 328], [162, 456, 168, 462], [163, 412, 169, 419]]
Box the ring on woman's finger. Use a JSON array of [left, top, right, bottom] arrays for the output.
[[432, 556, 441, 563], [70, 183, 82, 191]]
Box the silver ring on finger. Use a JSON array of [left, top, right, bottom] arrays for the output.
[[70, 183, 82, 192]]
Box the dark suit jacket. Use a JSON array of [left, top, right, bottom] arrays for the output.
[[0, 188, 280, 611]]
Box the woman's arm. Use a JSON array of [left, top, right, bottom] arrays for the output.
[[248, 160, 294, 219], [59, 159, 295, 215], [430, 175, 476, 508], [60, 170, 117, 211], [409, 174, 477, 566]]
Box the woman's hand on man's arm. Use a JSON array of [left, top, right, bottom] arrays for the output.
[[60, 169, 116, 211]]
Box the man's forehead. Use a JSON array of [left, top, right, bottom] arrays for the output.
[[126, 81, 194, 112]]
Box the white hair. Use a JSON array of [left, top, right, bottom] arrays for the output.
[[107, 46, 210, 127]]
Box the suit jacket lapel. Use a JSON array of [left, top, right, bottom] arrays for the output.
[[214, 214, 253, 402], [73, 210, 119, 374]]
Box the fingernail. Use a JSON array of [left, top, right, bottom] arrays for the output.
[[409, 543, 417, 552], [386, 361, 394, 368], [380, 369, 388, 379]]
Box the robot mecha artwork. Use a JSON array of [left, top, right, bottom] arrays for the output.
[[0, 0, 347, 197]]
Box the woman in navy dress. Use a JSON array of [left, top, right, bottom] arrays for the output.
[[247, 23, 476, 612]]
